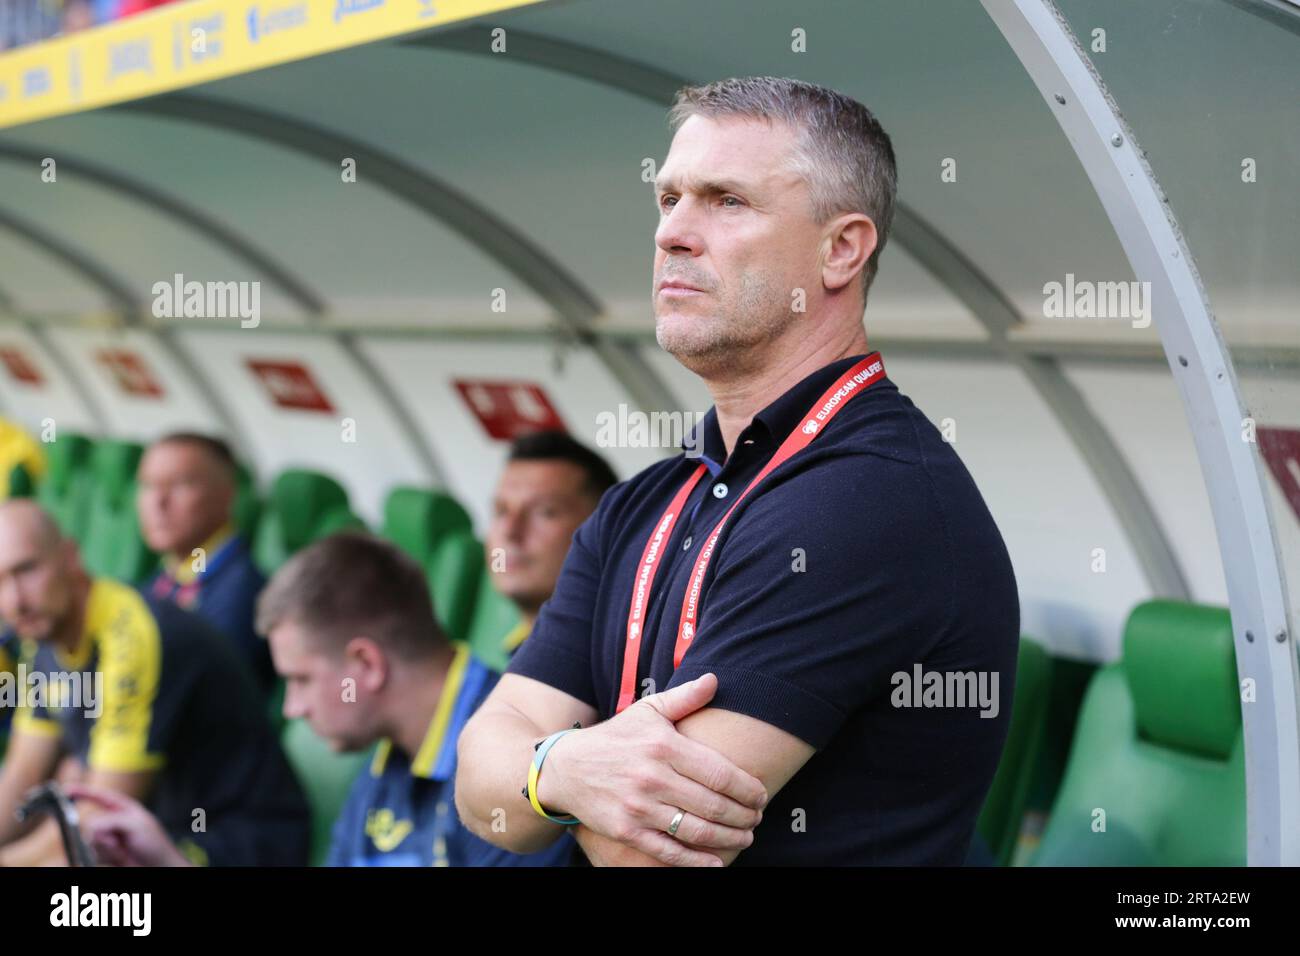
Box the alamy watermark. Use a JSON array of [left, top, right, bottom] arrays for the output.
[[50, 886, 151, 936], [890, 664, 1000, 719], [151, 273, 260, 328], [595, 405, 706, 458], [1043, 273, 1151, 328], [0, 665, 103, 719]]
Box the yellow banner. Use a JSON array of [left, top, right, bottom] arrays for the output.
[[0, 0, 544, 130]]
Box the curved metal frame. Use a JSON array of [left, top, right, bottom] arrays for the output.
[[0, 204, 251, 459], [982, 0, 1298, 866], [0, 132, 454, 483], [0, 144, 325, 315], [1223, 0, 1300, 36], [0, 206, 137, 310], [21, 321, 110, 434], [116, 94, 683, 422], [895, 206, 1189, 598]]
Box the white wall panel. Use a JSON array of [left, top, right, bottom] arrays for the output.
[[45, 326, 219, 440], [1063, 363, 1230, 609], [360, 338, 663, 530], [174, 330, 430, 525], [0, 325, 98, 435]]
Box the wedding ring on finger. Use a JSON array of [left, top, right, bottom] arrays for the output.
[[667, 809, 685, 838]]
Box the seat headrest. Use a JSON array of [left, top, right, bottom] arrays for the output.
[[383, 488, 473, 565], [91, 439, 144, 507], [270, 470, 349, 550], [1124, 600, 1239, 760], [43, 433, 92, 494]]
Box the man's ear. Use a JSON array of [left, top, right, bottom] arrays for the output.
[[822, 213, 877, 294], [344, 636, 389, 694]]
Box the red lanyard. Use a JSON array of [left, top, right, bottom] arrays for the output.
[[615, 352, 886, 713]]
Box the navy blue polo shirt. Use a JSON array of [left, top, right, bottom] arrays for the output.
[[509, 353, 1021, 865], [147, 531, 274, 696]]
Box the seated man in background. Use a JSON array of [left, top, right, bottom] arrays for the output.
[[0, 499, 309, 866], [487, 431, 618, 657], [137, 432, 274, 695], [259, 531, 574, 867]]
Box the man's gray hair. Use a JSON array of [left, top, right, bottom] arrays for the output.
[[668, 76, 898, 303]]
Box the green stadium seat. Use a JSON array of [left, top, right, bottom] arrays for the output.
[[8, 462, 35, 498], [1032, 600, 1245, 866], [232, 462, 262, 540], [426, 531, 485, 645], [80, 439, 157, 584], [251, 469, 363, 574], [280, 718, 369, 866], [35, 432, 95, 541], [976, 636, 1053, 865], [314, 506, 367, 538], [464, 562, 521, 673], [382, 487, 473, 567]]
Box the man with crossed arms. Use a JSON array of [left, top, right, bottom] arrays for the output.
[[456, 76, 1020, 866]]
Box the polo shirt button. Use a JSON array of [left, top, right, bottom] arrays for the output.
[[712, 482, 728, 499], [682, 535, 693, 551]]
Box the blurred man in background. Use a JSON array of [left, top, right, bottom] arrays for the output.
[[0, 499, 308, 866], [486, 431, 617, 657], [137, 432, 274, 695], [259, 530, 574, 867], [25, 530, 581, 868]]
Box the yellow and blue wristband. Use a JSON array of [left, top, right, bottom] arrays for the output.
[[523, 726, 581, 825]]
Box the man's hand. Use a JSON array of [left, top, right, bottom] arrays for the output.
[[536, 674, 767, 867], [64, 785, 191, 867]]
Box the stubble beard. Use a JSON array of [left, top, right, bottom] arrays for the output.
[[655, 270, 794, 379]]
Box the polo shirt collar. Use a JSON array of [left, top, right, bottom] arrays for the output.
[[501, 620, 531, 653], [163, 523, 237, 586], [680, 353, 876, 464], [683, 408, 726, 471], [369, 643, 477, 783]]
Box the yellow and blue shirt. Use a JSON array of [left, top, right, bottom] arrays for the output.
[[501, 620, 531, 655], [148, 525, 274, 695], [326, 644, 573, 867], [12, 577, 310, 865]]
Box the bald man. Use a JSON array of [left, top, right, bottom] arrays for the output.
[[0, 500, 309, 866]]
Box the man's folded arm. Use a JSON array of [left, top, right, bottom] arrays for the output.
[[574, 704, 813, 866], [454, 673, 600, 855]]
